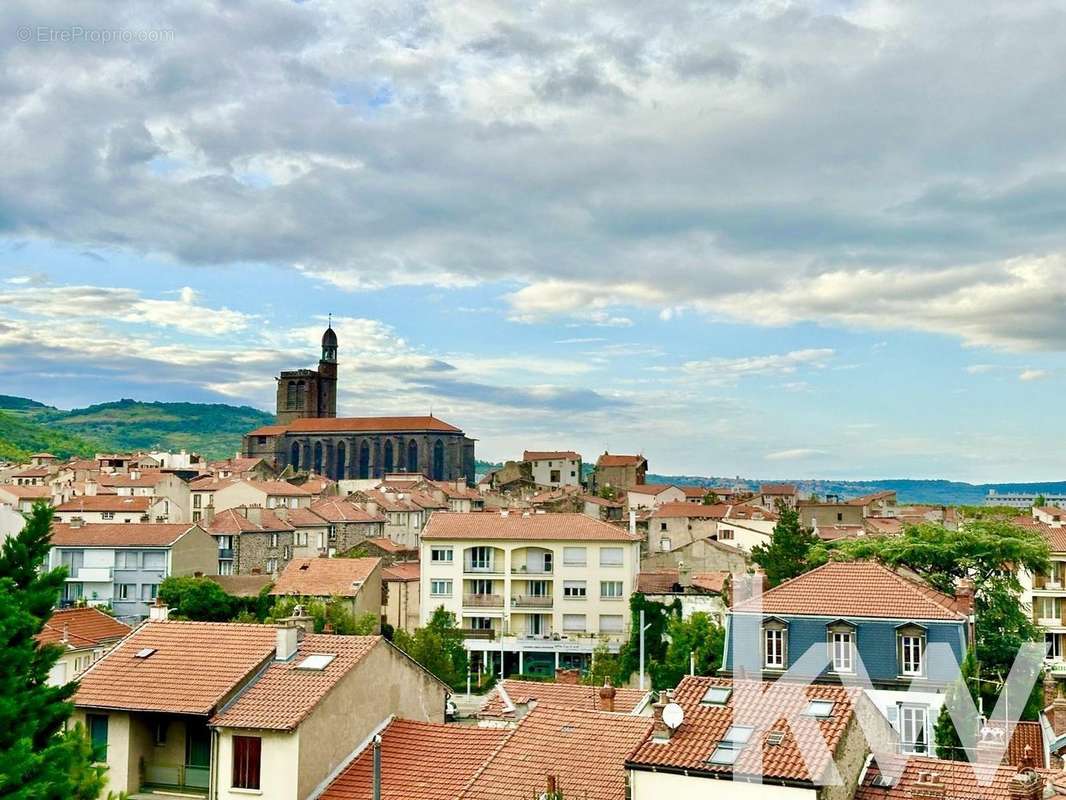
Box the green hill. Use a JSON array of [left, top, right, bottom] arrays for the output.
[[0, 396, 274, 462]]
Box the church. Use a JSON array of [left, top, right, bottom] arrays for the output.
[[243, 324, 476, 483]]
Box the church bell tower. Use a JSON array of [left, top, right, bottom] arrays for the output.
[[317, 322, 338, 418]]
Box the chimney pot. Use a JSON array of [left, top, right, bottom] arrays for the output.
[[598, 677, 616, 713], [651, 692, 671, 741]]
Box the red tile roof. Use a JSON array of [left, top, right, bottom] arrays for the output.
[[74, 621, 278, 714], [761, 483, 797, 495], [652, 501, 729, 519], [319, 718, 508, 800], [1012, 516, 1066, 552], [981, 720, 1047, 769], [523, 450, 580, 461], [364, 537, 410, 554], [627, 483, 678, 495], [244, 424, 290, 437], [0, 484, 52, 498], [382, 562, 420, 582], [284, 416, 461, 434], [51, 522, 197, 547], [628, 676, 859, 784], [596, 453, 646, 468], [55, 495, 151, 512], [207, 507, 294, 534], [270, 557, 381, 598], [478, 679, 648, 719], [731, 561, 966, 620], [12, 466, 51, 478], [857, 753, 1044, 800], [691, 571, 730, 594], [816, 524, 864, 541], [638, 570, 680, 593], [310, 498, 385, 523], [236, 479, 312, 497], [421, 512, 640, 542], [36, 607, 130, 649], [281, 507, 329, 527], [464, 705, 653, 800], [98, 472, 166, 488], [211, 634, 380, 730]]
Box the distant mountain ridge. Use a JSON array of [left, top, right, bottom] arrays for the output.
[[0, 396, 273, 461]]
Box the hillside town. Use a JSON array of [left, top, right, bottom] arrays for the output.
[[0, 325, 1061, 800]]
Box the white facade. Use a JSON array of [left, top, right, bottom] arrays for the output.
[[419, 532, 641, 675], [629, 769, 816, 800], [986, 490, 1066, 508], [527, 456, 582, 488]]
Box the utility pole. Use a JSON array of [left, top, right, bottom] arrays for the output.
[[638, 608, 653, 690]]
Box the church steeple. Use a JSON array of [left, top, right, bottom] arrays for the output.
[[321, 314, 338, 363]]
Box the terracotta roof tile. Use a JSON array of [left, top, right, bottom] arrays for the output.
[[523, 450, 581, 461], [310, 498, 385, 523], [282, 507, 329, 527], [422, 512, 640, 542], [51, 522, 197, 547], [690, 571, 730, 594], [365, 537, 409, 554], [285, 416, 461, 434], [627, 483, 679, 495], [595, 453, 646, 468], [731, 561, 966, 620], [211, 634, 380, 730], [74, 621, 278, 714], [36, 607, 130, 649], [382, 562, 420, 582], [638, 570, 680, 594], [55, 495, 150, 512], [0, 484, 53, 498], [628, 676, 858, 784], [319, 718, 508, 800], [760, 483, 797, 495], [652, 501, 729, 519], [207, 507, 294, 534], [270, 557, 381, 598], [857, 753, 1045, 800], [237, 479, 312, 496], [982, 720, 1047, 769], [478, 679, 648, 719], [1012, 516, 1066, 552], [463, 705, 652, 800]]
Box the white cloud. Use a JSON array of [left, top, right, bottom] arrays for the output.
[[682, 349, 835, 383], [765, 448, 828, 461], [1019, 369, 1049, 381]]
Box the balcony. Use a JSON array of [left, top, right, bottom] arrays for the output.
[[460, 628, 496, 641], [142, 761, 209, 795], [512, 595, 554, 609], [464, 565, 504, 576], [68, 567, 113, 583], [511, 565, 554, 576], [463, 593, 504, 608]]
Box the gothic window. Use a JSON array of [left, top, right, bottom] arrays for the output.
[[286, 381, 297, 410], [433, 439, 445, 480], [358, 441, 370, 479], [296, 380, 306, 409], [290, 441, 300, 471], [335, 441, 346, 480], [407, 440, 419, 474], [313, 441, 323, 475], [383, 440, 394, 474]]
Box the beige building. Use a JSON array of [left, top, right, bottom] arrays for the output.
[[0, 483, 53, 512], [592, 452, 647, 492], [626, 483, 686, 510], [522, 450, 583, 488], [419, 511, 642, 676], [1017, 510, 1066, 678], [37, 606, 130, 686], [53, 495, 161, 524], [211, 479, 314, 514], [382, 562, 420, 633], [270, 557, 383, 626], [71, 618, 449, 800]]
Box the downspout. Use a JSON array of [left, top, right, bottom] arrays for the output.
[[209, 727, 219, 800]]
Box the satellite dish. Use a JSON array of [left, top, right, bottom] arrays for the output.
[[662, 702, 685, 730]]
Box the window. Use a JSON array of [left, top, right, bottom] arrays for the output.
[[836, 512, 844, 522], [719, 528, 734, 540], [469, 617, 493, 630], [600, 581, 624, 599], [142, 552, 165, 571], [599, 547, 623, 567], [805, 700, 835, 719], [470, 579, 493, 595], [270, 532, 279, 548], [550, 469, 561, 483], [562, 614, 586, 632], [431, 547, 454, 563], [193, 494, 202, 509], [101, 511, 114, 520], [295, 531, 307, 547], [701, 686, 732, 705], [115, 551, 138, 570], [87, 714, 108, 761], [431, 579, 453, 597], [141, 584, 159, 601], [468, 546, 493, 571], [192, 510, 202, 523], [660, 537, 671, 552], [599, 614, 624, 633], [1048, 632, 1063, 660], [708, 726, 753, 765], [831, 631, 853, 673], [154, 720, 168, 747], [764, 627, 785, 668], [900, 634, 924, 676], [899, 705, 928, 754], [232, 735, 262, 790], [563, 581, 587, 599], [563, 547, 586, 566], [219, 560, 234, 576], [266, 558, 278, 573], [659, 522, 667, 531], [117, 584, 135, 600], [217, 535, 233, 551]]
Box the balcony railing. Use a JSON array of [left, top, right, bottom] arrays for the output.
[[512, 596, 554, 609], [464, 565, 503, 575], [460, 628, 496, 640], [511, 565, 554, 575], [143, 761, 210, 793], [463, 593, 504, 608]]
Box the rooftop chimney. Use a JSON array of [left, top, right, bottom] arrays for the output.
[[245, 506, 263, 526], [276, 624, 299, 661], [955, 579, 975, 616], [365, 500, 378, 517], [1044, 674, 1058, 714], [651, 692, 672, 741], [909, 771, 946, 800], [598, 678, 617, 713], [84, 480, 98, 497], [148, 599, 171, 622], [1050, 687, 1066, 737], [554, 668, 580, 685], [281, 605, 315, 635], [1008, 755, 1044, 800]]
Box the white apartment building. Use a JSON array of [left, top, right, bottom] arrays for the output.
[[986, 489, 1066, 508], [522, 450, 583, 488], [419, 511, 641, 676], [1017, 509, 1066, 679]]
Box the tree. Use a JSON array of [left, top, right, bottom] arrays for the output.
[[581, 640, 623, 687], [651, 612, 725, 690], [266, 596, 378, 635], [702, 491, 720, 505], [159, 576, 238, 621], [750, 504, 819, 587], [392, 607, 468, 688], [934, 650, 979, 760], [0, 503, 109, 799], [616, 594, 677, 684], [1035, 495, 1047, 508]]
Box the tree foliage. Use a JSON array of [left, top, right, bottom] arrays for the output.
[[266, 596, 378, 635], [751, 504, 819, 587], [702, 491, 719, 505], [616, 594, 677, 683], [0, 503, 110, 799], [159, 576, 274, 622], [651, 612, 725, 690], [934, 649, 979, 761], [392, 606, 469, 688]]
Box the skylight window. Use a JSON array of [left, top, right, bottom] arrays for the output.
[[134, 647, 156, 659], [700, 686, 732, 705], [296, 653, 336, 671], [805, 700, 835, 719], [707, 725, 754, 766]]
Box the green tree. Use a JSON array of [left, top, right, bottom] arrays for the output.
[[266, 596, 378, 635], [0, 503, 110, 799], [616, 594, 677, 683], [1035, 495, 1047, 508], [392, 607, 468, 688], [934, 649, 979, 760], [651, 612, 725, 690], [702, 491, 720, 505], [158, 576, 237, 621], [581, 640, 623, 687], [750, 504, 819, 587]]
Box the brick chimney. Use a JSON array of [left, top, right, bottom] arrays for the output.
[[599, 678, 617, 713], [1009, 750, 1045, 800], [908, 771, 946, 800], [955, 579, 975, 616], [555, 668, 580, 685], [651, 692, 671, 741]]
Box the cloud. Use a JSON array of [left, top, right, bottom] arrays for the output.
[[765, 448, 828, 461], [682, 349, 835, 383], [1019, 369, 1049, 381]]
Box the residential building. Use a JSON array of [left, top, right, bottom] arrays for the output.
[[724, 561, 973, 756], [798, 501, 865, 530], [856, 753, 1046, 800], [593, 452, 647, 492], [36, 606, 130, 686], [636, 569, 731, 625], [522, 450, 583, 488], [210, 479, 314, 514], [270, 557, 383, 626], [627, 483, 686, 510], [0, 483, 53, 512], [308, 497, 386, 555], [382, 562, 420, 633], [1016, 511, 1066, 681], [419, 511, 642, 675], [53, 495, 162, 524], [987, 489, 1066, 509], [274, 505, 330, 558], [49, 522, 218, 621], [626, 676, 896, 800], [757, 483, 798, 511], [71, 619, 450, 799], [581, 493, 624, 522], [206, 507, 296, 576]]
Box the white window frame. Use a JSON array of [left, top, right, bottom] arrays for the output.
[[599, 547, 623, 567], [900, 634, 924, 676], [430, 579, 453, 597], [899, 704, 928, 755], [831, 631, 853, 673], [563, 580, 587, 599], [764, 628, 784, 669], [562, 547, 586, 566], [431, 547, 454, 564], [600, 580, 624, 599]]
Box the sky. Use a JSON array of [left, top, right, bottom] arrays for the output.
[[2, 0, 1066, 482]]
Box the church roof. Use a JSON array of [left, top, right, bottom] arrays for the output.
[[265, 416, 463, 435], [322, 326, 338, 347]]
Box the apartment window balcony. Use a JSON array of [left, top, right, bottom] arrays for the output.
[[67, 567, 113, 583], [463, 593, 504, 608], [464, 566, 504, 576], [511, 595, 554, 609], [511, 565, 554, 575], [460, 628, 497, 641]]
